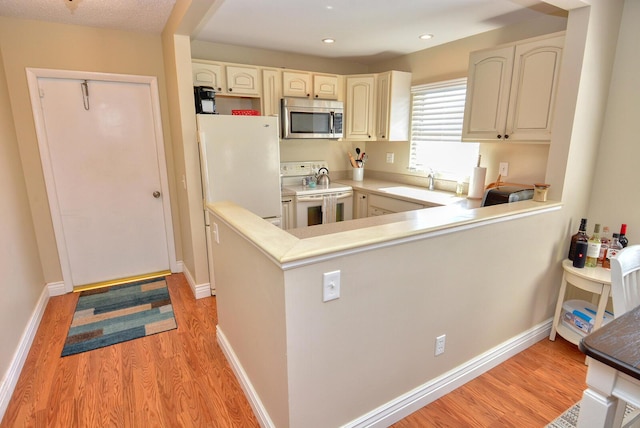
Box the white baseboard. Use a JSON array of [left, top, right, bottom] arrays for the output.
[[179, 261, 212, 300], [217, 327, 275, 428], [218, 319, 552, 428], [46, 280, 66, 297], [345, 320, 553, 427], [0, 284, 50, 422]]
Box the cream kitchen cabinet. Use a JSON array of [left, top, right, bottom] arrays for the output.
[[192, 61, 260, 96], [353, 191, 369, 219], [367, 194, 424, 216], [262, 69, 282, 117], [345, 75, 376, 140], [462, 33, 564, 142], [375, 71, 412, 141], [224, 66, 260, 96], [281, 195, 295, 230], [282, 71, 339, 100], [193, 61, 225, 92]]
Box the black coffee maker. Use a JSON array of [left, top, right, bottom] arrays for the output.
[[194, 86, 217, 114]]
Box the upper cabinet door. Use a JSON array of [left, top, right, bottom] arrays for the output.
[[506, 35, 564, 141], [193, 62, 225, 93], [462, 46, 515, 141], [282, 71, 312, 98], [375, 71, 411, 141], [345, 75, 376, 140], [262, 69, 282, 117], [313, 74, 339, 100], [225, 66, 260, 96]]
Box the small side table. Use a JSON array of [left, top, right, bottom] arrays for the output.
[[549, 259, 612, 345]]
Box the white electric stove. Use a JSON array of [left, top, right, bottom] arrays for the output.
[[280, 161, 353, 227]]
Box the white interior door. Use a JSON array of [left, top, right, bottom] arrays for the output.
[[27, 70, 176, 290]]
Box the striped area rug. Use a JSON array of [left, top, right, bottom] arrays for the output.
[[61, 276, 177, 357]]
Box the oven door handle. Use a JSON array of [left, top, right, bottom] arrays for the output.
[[296, 195, 325, 202], [335, 192, 353, 200]]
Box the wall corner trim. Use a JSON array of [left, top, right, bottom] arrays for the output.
[[179, 261, 212, 299]]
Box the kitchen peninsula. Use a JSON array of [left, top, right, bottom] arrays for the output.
[[208, 198, 565, 427]]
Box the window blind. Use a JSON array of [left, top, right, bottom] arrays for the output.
[[409, 78, 478, 179]]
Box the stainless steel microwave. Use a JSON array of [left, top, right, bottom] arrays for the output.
[[281, 98, 343, 139]]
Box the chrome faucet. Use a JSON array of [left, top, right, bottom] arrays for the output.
[[427, 169, 435, 190]]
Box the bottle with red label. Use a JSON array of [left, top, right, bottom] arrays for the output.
[[603, 233, 623, 269]]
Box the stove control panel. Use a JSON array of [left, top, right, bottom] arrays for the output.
[[280, 161, 328, 177]]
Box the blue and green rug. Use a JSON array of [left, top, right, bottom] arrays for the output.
[[61, 276, 177, 357]]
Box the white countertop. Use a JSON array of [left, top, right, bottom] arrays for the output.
[[335, 178, 468, 207], [208, 198, 562, 265]]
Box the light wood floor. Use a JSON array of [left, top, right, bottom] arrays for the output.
[[1, 273, 586, 427]]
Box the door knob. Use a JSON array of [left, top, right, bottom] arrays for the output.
[[153, 191, 161, 198]]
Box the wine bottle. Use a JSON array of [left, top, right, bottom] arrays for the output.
[[603, 233, 623, 269], [568, 218, 588, 261], [586, 224, 601, 267], [619, 224, 629, 248], [598, 226, 611, 266]]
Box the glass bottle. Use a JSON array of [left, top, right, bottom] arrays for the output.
[[598, 226, 611, 266], [603, 233, 623, 269], [585, 223, 601, 267], [568, 218, 588, 261], [619, 224, 629, 248]]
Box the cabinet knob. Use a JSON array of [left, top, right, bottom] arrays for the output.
[[314, 94, 318, 98], [217, 87, 222, 91], [228, 88, 233, 92], [504, 134, 510, 140], [497, 134, 502, 139]]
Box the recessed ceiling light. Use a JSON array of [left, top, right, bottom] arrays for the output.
[[322, 38, 335, 44], [419, 34, 434, 40]]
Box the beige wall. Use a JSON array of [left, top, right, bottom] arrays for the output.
[[0, 46, 45, 397], [0, 17, 182, 285], [587, 0, 640, 245], [191, 40, 369, 75], [212, 205, 567, 427]]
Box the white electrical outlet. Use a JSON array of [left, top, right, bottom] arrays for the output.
[[323, 270, 341, 302], [435, 334, 446, 356], [499, 162, 509, 177], [386, 152, 395, 163]]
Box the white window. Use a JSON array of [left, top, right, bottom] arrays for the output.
[[410, 78, 479, 181]]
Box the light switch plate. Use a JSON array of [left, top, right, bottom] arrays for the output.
[[323, 270, 341, 302]]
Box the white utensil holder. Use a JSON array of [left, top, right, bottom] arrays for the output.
[[352, 167, 364, 181]]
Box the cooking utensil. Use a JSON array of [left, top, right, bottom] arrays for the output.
[[348, 152, 358, 168], [356, 148, 361, 158]]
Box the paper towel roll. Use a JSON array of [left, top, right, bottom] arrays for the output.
[[468, 167, 487, 199]]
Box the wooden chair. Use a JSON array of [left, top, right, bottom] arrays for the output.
[[611, 245, 640, 317]]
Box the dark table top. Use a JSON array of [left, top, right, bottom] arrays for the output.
[[580, 305, 640, 381]]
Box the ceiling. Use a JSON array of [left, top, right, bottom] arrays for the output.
[[0, 0, 566, 64]]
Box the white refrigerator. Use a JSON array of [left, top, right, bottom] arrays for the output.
[[197, 114, 282, 293]]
